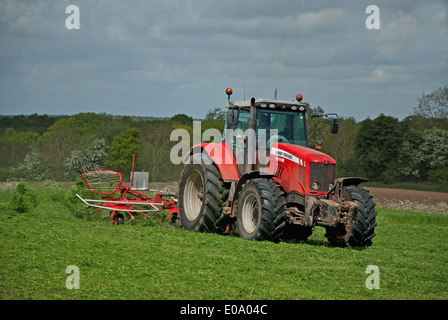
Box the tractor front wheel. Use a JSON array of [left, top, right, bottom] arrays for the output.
[[236, 178, 286, 241], [325, 185, 377, 247], [346, 185, 377, 247]]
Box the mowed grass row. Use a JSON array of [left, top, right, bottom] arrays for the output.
[[0, 183, 447, 300]]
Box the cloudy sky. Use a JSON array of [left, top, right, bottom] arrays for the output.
[[0, 0, 447, 121]]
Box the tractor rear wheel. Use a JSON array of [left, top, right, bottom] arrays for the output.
[[178, 152, 229, 233], [236, 178, 286, 241]]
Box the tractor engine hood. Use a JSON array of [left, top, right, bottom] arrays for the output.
[[270, 143, 336, 166]]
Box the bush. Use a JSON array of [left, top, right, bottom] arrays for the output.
[[8, 182, 37, 214], [428, 168, 448, 185], [65, 178, 102, 220], [0, 167, 26, 181]]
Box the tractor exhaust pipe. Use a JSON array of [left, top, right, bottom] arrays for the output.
[[245, 97, 256, 173]]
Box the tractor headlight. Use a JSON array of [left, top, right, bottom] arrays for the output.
[[269, 103, 276, 108], [311, 181, 320, 191]]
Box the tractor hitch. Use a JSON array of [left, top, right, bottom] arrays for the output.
[[285, 195, 358, 231], [316, 198, 358, 231]]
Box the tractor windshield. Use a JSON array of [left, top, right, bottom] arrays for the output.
[[225, 108, 308, 151], [256, 109, 307, 147]]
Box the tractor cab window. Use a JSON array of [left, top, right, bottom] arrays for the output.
[[256, 110, 307, 147], [225, 109, 249, 155], [225, 108, 307, 149], [291, 113, 306, 146], [236, 109, 249, 131]]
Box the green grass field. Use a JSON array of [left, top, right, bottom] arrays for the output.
[[0, 182, 447, 300]]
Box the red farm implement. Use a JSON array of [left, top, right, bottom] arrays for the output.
[[76, 169, 178, 225]]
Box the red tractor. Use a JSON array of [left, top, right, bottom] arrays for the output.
[[177, 88, 377, 247]]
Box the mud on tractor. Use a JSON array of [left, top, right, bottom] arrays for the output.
[[177, 88, 377, 247]]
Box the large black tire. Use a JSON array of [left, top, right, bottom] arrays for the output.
[[236, 178, 286, 241], [325, 185, 377, 247], [345, 185, 377, 247], [178, 153, 229, 233]]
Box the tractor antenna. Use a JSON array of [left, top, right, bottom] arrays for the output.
[[274, 28, 285, 100]]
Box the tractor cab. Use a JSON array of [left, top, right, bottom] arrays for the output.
[[223, 88, 339, 179], [224, 88, 338, 151], [225, 97, 308, 148]]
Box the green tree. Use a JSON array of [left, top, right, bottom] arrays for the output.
[[20, 149, 49, 181], [105, 127, 141, 175], [201, 107, 226, 136], [91, 113, 133, 144], [413, 85, 448, 119], [0, 114, 65, 135], [171, 114, 193, 127], [305, 104, 327, 147], [64, 139, 109, 179], [398, 130, 425, 180], [321, 117, 360, 177], [204, 107, 226, 121], [137, 120, 175, 181], [27, 113, 104, 180], [0, 129, 41, 168], [354, 114, 406, 182], [400, 128, 448, 184]]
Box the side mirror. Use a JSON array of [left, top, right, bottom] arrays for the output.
[[331, 118, 339, 134], [227, 108, 239, 127]]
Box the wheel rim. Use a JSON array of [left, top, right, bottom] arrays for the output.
[[241, 193, 260, 234], [184, 169, 204, 221]]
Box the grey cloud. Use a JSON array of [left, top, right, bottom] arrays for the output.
[[0, 0, 446, 120]]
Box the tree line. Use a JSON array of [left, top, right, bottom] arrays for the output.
[[309, 85, 448, 185], [0, 86, 447, 185]]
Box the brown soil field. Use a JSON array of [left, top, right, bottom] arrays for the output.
[[365, 187, 448, 214], [365, 187, 448, 205]]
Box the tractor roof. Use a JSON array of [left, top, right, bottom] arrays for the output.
[[225, 99, 307, 111]]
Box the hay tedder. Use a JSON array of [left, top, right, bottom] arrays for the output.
[[76, 168, 178, 225]]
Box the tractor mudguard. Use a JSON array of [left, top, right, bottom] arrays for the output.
[[188, 143, 239, 181], [232, 170, 275, 201], [327, 177, 369, 199], [336, 177, 369, 187]]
